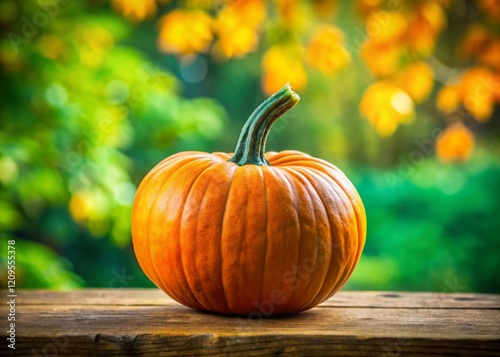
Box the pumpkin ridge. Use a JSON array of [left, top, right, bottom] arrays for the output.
[[287, 167, 333, 311], [139, 159, 190, 304], [258, 167, 302, 312], [235, 165, 267, 309], [263, 151, 278, 161], [293, 167, 351, 308], [239, 168, 250, 309], [286, 160, 366, 295], [218, 164, 240, 314], [211, 152, 232, 160], [319, 170, 360, 299], [279, 160, 365, 258], [283, 158, 366, 222], [147, 158, 213, 309], [286, 168, 338, 310], [144, 152, 208, 181], [135, 155, 204, 301], [281, 167, 326, 312], [257, 165, 269, 307], [221, 165, 268, 314], [176, 159, 223, 311], [318, 170, 364, 301], [150, 158, 215, 310], [268, 153, 311, 166], [273, 167, 302, 312], [310, 167, 359, 305], [209, 160, 239, 313], [180, 161, 228, 313], [302, 168, 361, 308]]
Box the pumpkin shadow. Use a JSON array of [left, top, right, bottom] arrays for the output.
[[129, 306, 335, 334], [186, 309, 325, 332], [192, 307, 319, 321]]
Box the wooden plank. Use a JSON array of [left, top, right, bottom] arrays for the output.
[[18, 289, 500, 309], [17, 305, 500, 338], [5, 289, 500, 356]]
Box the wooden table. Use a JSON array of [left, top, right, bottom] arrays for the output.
[[8, 289, 500, 356]]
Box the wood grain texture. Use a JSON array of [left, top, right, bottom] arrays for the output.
[[5, 289, 500, 356], [18, 289, 500, 309]]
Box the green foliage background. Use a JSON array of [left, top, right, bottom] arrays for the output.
[[0, 1, 499, 293]]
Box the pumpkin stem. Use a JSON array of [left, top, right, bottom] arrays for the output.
[[228, 83, 300, 166]]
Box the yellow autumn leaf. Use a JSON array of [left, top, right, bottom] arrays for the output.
[[419, 1, 446, 33], [436, 122, 474, 163], [374, 110, 400, 137], [215, 0, 265, 58], [464, 98, 494, 122], [111, 0, 157, 21], [235, 0, 266, 28], [158, 10, 213, 56], [459, 67, 497, 122], [436, 85, 461, 112], [405, 23, 436, 55], [405, 2, 446, 55], [262, 45, 307, 95], [397, 61, 434, 103], [366, 10, 408, 44], [360, 80, 415, 137], [361, 40, 402, 77], [276, 0, 309, 30], [216, 22, 258, 58], [307, 25, 350, 75]]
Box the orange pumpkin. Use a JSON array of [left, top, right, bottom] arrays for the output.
[[132, 84, 366, 315]]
